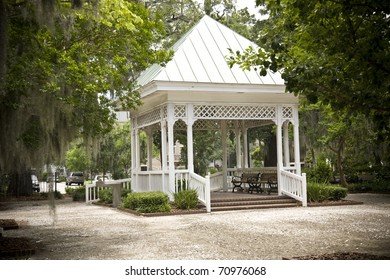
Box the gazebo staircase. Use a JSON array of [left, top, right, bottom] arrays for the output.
[[210, 193, 301, 212]]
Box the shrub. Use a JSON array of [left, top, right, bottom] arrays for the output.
[[99, 188, 113, 204], [174, 189, 198, 209], [39, 190, 63, 199], [98, 188, 132, 204], [72, 186, 86, 201], [121, 191, 171, 213], [307, 182, 347, 202], [305, 160, 333, 183]]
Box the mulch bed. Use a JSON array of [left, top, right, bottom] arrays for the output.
[[0, 219, 36, 259], [308, 199, 363, 207], [0, 219, 19, 230]]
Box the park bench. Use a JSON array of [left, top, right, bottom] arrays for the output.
[[259, 173, 278, 194], [231, 173, 262, 194]]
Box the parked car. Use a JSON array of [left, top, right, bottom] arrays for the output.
[[31, 174, 40, 192], [66, 172, 84, 186]]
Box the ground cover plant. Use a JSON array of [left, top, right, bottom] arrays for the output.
[[173, 189, 198, 210]]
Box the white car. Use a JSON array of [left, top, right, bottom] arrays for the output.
[[93, 175, 112, 185]]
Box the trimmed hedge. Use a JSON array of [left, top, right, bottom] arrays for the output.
[[307, 182, 347, 202], [174, 189, 198, 209], [121, 191, 171, 213]]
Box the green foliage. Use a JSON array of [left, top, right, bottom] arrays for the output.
[[66, 141, 89, 173], [97, 187, 132, 204], [39, 191, 63, 200], [230, 0, 390, 135], [176, 179, 187, 192], [99, 188, 113, 204], [121, 192, 171, 213], [305, 160, 333, 183], [72, 186, 86, 201], [307, 182, 347, 202], [173, 189, 198, 210], [65, 186, 75, 195]]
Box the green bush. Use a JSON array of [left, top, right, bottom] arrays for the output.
[[307, 182, 347, 202], [99, 188, 113, 204], [305, 160, 333, 183], [72, 186, 86, 201], [39, 190, 63, 199], [121, 191, 171, 213], [174, 189, 198, 209], [98, 188, 132, 204]]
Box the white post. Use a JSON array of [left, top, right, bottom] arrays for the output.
[[161, 120, 167, 192], [293, 105, 302, 175], [205, 173, 211, 213], [167, 104, 175, 198], [235, 121, 242, 168], [146, 127, 153, 171], [283, 121, 290, 168], [276, 106, 284, 195], [221, 120, 228, 191], [243, 127, 249, 168], [187, 104, 195, 173], [302, 173, 307, 207]]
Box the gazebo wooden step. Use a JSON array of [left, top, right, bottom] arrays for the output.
[[212, 198, 297, 207], [211, 203, 300, 212], [210, 193, 301, 212]]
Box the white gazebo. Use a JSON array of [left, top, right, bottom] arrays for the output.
[[130, 15, 307, 211]]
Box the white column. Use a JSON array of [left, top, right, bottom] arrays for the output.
[[167, 104, 175, 197], [293, 105, 302, 175], [130, 117, 137, 191], [242, 126, 249, 168], [283, 121, 290, 168], [235, 121, 242, 168], [186, 104, 194, 173], [160, 120, 167, 192], [276, 106, 284, 195], [146, 127, 153, 171], [221, 120, 228, 191]]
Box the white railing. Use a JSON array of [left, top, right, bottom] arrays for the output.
[[280, 170, 307, 207], [85, 178, 132, 204], [136, 171, 168, 193], [188, 172, 211, 213]]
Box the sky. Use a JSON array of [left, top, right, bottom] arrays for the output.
[[197, 0, 263, 19]]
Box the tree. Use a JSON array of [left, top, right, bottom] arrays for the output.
[[228, 0, 390, 136], [0, 0, 172, 195]]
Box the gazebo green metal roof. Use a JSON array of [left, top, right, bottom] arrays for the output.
[[137, 15, 284, 88]]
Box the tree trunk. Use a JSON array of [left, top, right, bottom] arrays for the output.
[[337, 139, 348, 187], [0, 0, 7, 84], [9, 171, 33, 196], [264, 133, 277, 167]]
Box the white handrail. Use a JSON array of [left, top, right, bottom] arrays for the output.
[[280, 171, 307, 207], [85, 178, 131, 204]]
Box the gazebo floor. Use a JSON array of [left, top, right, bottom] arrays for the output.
[[210, 190, 301, 211]]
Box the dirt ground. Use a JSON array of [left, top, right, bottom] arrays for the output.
[[1, 193, 390, 260]]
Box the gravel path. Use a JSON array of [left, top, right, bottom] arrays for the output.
[[1, 193, 389, 260]]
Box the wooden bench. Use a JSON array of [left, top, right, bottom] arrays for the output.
[[231, 173, 262, 194], [259, 173, 278, 194]]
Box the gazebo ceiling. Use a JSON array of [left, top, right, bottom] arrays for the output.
[[136, 15, 285, 93]]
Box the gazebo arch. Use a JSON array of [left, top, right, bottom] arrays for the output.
[[130, 15, 307, 211]]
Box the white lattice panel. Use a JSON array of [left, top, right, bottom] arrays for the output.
[[193, 105, 276, 119], [282, 106, 293, 119], [174, 105, 186, 118], [137, 108, 162, 127]]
